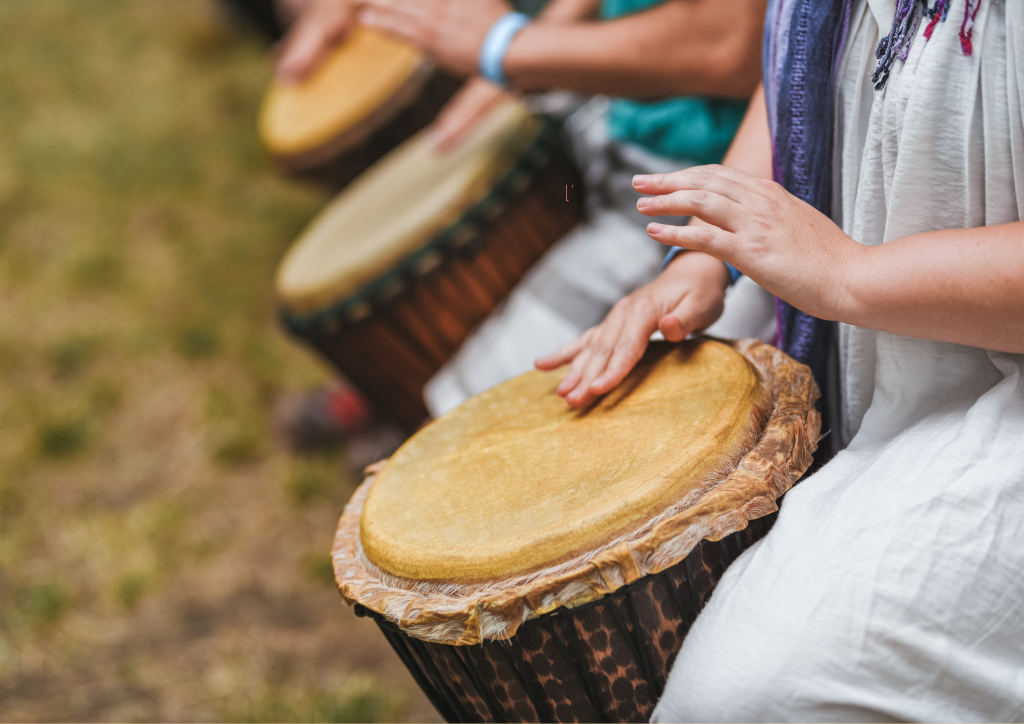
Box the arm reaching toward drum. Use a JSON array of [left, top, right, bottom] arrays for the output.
[[357, 0, 762, 98], [425, 0, 599, 151], [276, 0, 356, 83], [428, 77, 509, 152], [637, 172, 1024, 354]]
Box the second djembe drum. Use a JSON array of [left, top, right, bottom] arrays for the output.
[[333, 338, 820, 722], [275, 98, 581, 430]]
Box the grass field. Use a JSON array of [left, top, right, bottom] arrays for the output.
[[0, 1, 438, 720]]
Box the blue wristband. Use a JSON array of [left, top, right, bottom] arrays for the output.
[[479, 12, 530, 87], [661, 246, 741, 284]]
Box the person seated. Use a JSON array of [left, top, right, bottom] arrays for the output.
[[539, 0, 1024, 718], [353, 0, 767, 417]]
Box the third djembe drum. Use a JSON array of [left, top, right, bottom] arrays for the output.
[[259, 27, 460, 187], [333, 338, 820, 722]]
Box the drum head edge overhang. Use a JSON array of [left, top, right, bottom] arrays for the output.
[[331, 338, 821, 645]]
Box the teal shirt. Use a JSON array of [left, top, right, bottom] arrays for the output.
[[601, 0, 747, 164]]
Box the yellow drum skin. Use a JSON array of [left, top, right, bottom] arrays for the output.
[[360, 340, 770, 583], [260, 28, 425, 158]]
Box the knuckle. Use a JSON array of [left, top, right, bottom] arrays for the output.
[[631, 295, 657, 319], [693, 165, 721, 185], [693, 226, 716, 247]]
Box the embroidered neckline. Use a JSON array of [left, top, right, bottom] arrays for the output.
[[872, 0, 981, 90]]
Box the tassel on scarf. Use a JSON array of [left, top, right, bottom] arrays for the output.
[[873, 0, 981, 90]]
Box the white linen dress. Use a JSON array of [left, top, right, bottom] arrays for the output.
[[653, 0, 1024, 720]]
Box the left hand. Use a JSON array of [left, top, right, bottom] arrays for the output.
[[275, 0, 356, 84], [429, 77, 511, 152], [634, 165, 862, 321], [355, 0, 512, 76]]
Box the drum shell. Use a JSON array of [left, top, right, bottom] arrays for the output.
[[357, 515, 774, 723], [273, 69, 462, 189], [284, 139, 583, 431]]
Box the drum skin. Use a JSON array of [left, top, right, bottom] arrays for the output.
[[275, 70, 460, 189], [359, 517, 774, 723], [281, 115, 583, 431], [260, 28, 460, 188]]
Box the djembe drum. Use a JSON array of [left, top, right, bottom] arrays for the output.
[[259, 27, 460, 187], [275, 98, 582, 431], [333, 338, 820, 722]]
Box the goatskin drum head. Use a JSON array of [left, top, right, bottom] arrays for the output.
[[259, 27, 424, 157], [360, 339, 771, 583], [274, 98, 539, 314]]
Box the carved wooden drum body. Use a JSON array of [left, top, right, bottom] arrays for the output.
[[333, 339, 821, 722], [275, 99, 582, 430], [259, 27, 460, 188]]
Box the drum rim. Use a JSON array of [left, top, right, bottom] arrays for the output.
[[264, 61, 436, 169], [331, 338, 821, 645], [277, 114, 561, 334], [259, 27, 428, 158]]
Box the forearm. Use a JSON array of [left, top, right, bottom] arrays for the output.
[[506, 0, 763, 98], [536, 0, 599, 22], [839, 222, 1024, 353]]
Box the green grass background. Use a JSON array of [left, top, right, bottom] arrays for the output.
[[0, 1, 437, 720]]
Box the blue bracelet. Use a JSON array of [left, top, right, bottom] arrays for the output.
[[479, 12, 530, 87]]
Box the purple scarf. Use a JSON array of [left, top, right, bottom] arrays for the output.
[[762, 0, 851, 422]]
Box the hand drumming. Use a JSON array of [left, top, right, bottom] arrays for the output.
[[535, 251, 730, 407], [429, 77, 510, 152], [275, 0, 356, 84], [356, 0, 512, 76], [635, 165, 860, 322]]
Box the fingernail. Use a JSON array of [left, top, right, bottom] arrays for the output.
[[633, 175, 649, 187], [636, 197, 650, 209], [647, 223, 665, 235]]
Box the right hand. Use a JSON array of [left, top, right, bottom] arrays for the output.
[[429, 77, 510, 152], [535, 250, 730, 407], [275, 0, 356, 85]]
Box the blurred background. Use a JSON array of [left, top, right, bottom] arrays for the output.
[[0, 0, 438, 720]]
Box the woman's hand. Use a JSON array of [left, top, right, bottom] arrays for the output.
[[357, 0, 512, 77], [275, 0, 356, 84], [635, 165, 860, 322], [535, 251, 730, 407], [428, 77, 510, 152]]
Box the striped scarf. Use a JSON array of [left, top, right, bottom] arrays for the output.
[[762, 0, 851, 445]]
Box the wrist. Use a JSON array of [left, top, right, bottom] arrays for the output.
[[665, 251, 731, 291], [832, 240, 869, 325], [478, 12, 530, 86]]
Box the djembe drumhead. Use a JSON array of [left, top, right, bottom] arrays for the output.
[[259, 27, 459, 186], [334, 339, 820, 722]]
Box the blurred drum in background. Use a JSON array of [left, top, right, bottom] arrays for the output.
[[259, 27, 460, 187], [274, 98, 582, 430], [332, 339, 820, 722]]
